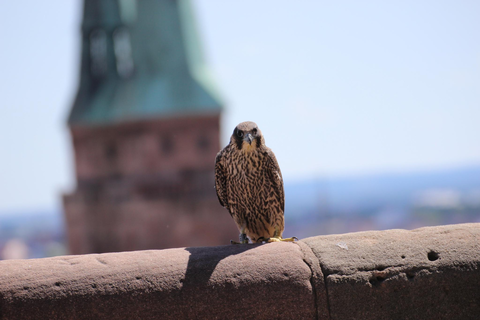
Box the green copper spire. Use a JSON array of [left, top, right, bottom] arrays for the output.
[[68, 0, 223, 126]]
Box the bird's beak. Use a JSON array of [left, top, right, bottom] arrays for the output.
[[244, 133, 254, 145]]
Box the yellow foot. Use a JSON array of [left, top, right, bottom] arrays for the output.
[[266, 236, 298, 243]]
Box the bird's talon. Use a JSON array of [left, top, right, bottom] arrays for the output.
[[257, 237, 267, 243], [265, 236, 298, 243]]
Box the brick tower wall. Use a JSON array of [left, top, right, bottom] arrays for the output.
[[63, 114, 238, 254]]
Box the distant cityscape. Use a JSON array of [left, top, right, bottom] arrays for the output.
[[1, 165, 479, 260], [284, 164, 480, 239], [0, 210, 65, 260]]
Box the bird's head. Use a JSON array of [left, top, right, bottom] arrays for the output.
[[231, 121, 263, 152]]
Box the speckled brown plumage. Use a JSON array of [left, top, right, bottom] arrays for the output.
[[215, 121, 294, 244]]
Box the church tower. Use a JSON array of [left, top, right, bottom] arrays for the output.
[[63, 0, 236, 254]]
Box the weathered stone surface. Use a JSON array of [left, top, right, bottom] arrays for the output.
[[302, 223, 480, 320], [1, 223, 479, 319], [0, 242, 319, 320]]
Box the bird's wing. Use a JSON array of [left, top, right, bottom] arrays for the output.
[[214, 150, 228, 209], [265, 149, 285, 213]]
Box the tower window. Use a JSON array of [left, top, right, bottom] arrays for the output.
[[197, 136, 210, 152], [160, 136, 174, 155], [113, 28, 134, 79], [105, 142, 118, 162], [89, 29, 107, 77]]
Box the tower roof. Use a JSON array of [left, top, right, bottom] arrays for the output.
[[68, 0, 223, 126]]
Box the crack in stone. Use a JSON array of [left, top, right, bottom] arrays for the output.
[[318, 260, 332, 320], [303, 257, 320, 320], [0, 291, 3, 319], [95, 257, 108, 266], [295, 241, 331, 320]]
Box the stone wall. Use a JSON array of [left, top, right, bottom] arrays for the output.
[[1, 223, 479, 319]]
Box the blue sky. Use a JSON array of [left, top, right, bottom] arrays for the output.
[[0, 0, 479, 213]]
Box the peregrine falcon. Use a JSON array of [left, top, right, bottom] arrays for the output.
[[215, 121, 297, 244]]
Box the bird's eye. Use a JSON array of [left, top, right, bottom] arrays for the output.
[[237, 130, 244, 138], [252, 128, 257, 135]]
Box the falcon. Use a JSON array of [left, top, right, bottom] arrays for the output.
[[214, 121, 297, 244]]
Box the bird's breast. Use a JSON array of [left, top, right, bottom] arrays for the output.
[[226, 150, 267, 191], [231, 159, 263, 178]]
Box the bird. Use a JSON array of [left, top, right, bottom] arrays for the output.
[[214, 121, 297, 244]]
